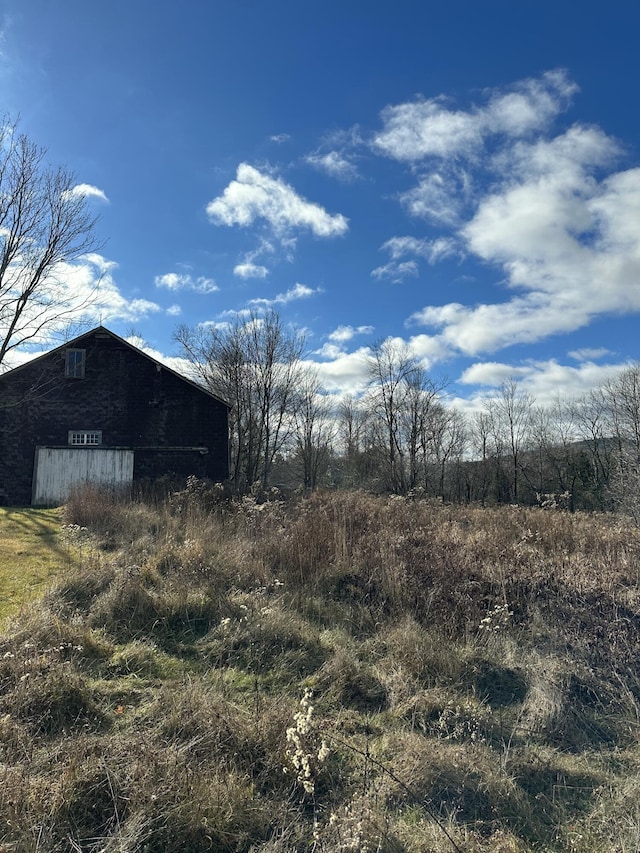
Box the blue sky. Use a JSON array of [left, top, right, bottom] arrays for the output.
[[2, 0, 640, 409]]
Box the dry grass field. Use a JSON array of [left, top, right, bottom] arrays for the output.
[[2, 484, 640, 851]]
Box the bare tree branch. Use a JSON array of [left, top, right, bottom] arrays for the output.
[[175, 310, 305, 491], [0, 117, 101, 367]]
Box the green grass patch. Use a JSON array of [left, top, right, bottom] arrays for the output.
[[0, 507, 76, 621]]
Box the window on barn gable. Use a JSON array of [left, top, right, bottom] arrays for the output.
[[65, 349, 86, 378], [68, 430, 102, 446]]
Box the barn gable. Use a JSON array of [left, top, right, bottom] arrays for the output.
[[0, 326, 230, 505]]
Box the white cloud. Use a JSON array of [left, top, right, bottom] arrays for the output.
[[313, 342, 347, 360], [410, 297, 574, 354], [166, 304, 182, 316], [233, 262, 269, 279], [399, 169, 470, 224], [310, 332, 445, 396], [404, 117, 640, 356], [155, 272, 218, 293], [457, 358, 631, 409], [328, 325, 374, 344], [81, 253, 117, 275], [305, 150, 359, 181], [373, 235, 458, 281], [304, 327, 628, 402], [68, 183, 109, 203], [381, 236, 423, 260], [493, 123, 618, 185], [86, 278, 162, 323], [212, 308, 254, 323], [463, 127, 620, 269], [312, 346, 372, 395], [406, 333, 450, 366], [233, 238, 275, 279], [155, 273, 186, 290], [373, 72, 581, 234], [484, 70, 578, 135], [374, 98, 483, 162], [373, 69, 577, 162], [206, 163, 349, 239], [568, 347, 611, 362], [305, 127, 363, 183], [1, 253, 161, 362], [315, 325, 374, 357], [249, 282, 321, 308], [1, 263, 159, 373], [459, 361, 537, 387], [269, 134, 291, 144], [371, 260, 418, 282], [14, 253, 161, 343]]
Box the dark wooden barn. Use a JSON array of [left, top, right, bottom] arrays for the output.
[[0, 326, 230, 505]]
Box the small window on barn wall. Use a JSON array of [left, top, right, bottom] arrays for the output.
[[65, 349, 86, 378], [68, 430, 102, 446]]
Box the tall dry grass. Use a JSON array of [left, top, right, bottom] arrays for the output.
[[1, 485, 640, 851]]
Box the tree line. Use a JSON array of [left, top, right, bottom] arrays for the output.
[[176, 312, 640, 514], [0, 116, 636, 516]]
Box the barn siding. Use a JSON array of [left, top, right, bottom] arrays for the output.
[[0, 327, 230, 505]]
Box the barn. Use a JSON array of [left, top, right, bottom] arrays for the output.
[[0, 326, 230, 505]]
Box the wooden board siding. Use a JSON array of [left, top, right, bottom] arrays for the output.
[[0, 326, 230, 505], [32, 447, 134, 505]]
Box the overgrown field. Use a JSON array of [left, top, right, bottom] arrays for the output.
[[2, 486, 640, 852]]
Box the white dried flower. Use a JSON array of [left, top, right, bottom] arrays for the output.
[[317, 740, 330, 762]]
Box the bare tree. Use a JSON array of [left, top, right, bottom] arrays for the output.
[[522, 405, 556, 497], [402, 365, 443, 492], [0, 118, 100, 368], [364, 340, 451, 494], [335, 394, 375, 488], [366, 339, 421, 493], [470, 411, 492, 505], [601, 364, 640, 520], [292, 367, 336, 489], [427, 405, 467, 500], [573, 387, 614, 509], [338, 394, 367, 460], [487, 379, 534, 503], [605, 364, 640, 455], [522, 396, 585, 508], [175, 310, 305, 491]]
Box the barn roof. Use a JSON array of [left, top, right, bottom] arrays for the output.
[[0, 325, 230, 408]]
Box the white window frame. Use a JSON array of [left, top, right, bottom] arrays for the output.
[[68, 430, 102, 446]]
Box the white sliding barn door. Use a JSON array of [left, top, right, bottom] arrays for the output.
[[32, 448, 134, 505]]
